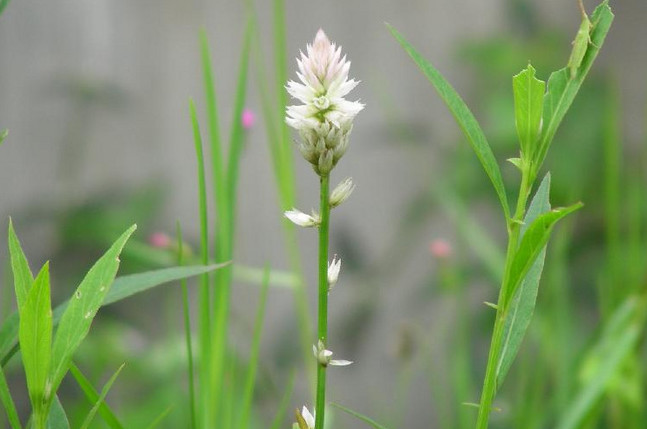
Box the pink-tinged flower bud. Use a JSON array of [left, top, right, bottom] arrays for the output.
[[149, 232, 172, 249], [286, 29, 364, 176], [241, 108, 255, 130], [429, 239, 452, 259]]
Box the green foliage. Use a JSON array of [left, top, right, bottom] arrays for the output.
[[388, 23, 511, 223], [47, 396, 70, 429], [0, 129, 7, 144], [18, 264, 53, 419], [331, 402, 391, 429], [0, 366, 21, 429], [69, 363, 125, 429], [496, 173, 551, 386], [512, 65, 545, 160]]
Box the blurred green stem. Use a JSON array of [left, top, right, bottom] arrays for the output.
[[315, 175, 330, 429], [476, 162, 533, 428]]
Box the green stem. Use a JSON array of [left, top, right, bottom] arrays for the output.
[[476, 163, 533, 428], [315, 175, 331, 429]]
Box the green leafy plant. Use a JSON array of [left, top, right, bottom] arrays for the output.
[[389, 1, 614, 427]]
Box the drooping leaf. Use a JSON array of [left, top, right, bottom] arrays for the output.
[[502, 202, 583, 308], [46, 396, 70, 429], [19, 263, 52, 413], [535, 1, 614, 171], [512, 64, 545, 158], [496, 174, 551, 387], [330, 402, 391, 429], [1, 264, 224, 366], [388, 24, 510, 221], [69, 363, 125, 429], [79, 364, 124, 429], [0, 365, 22, 429], [557, 297, 644, 429], [49, 225, 136, 393]]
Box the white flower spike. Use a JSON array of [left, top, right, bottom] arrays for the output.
[[330, 177, 355, 208], [284, 209, 320, 228], [327, 255, 342, 289], [286, 29, 364, 175], [313, 340, 353, 367]]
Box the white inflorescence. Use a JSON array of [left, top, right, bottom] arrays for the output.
[[286, 29, 364, 175]]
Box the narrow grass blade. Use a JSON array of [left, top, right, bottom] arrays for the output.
[[144, 405, 174, 429], [512, 64, 545, 158], [176, 223, 196, 429], [557, 297, 644, 429], [233, 264, 298, 289], [47, 396, 70, 429], [50, 225, 136, 393], [188, 97, 213, 428], [69, 363, 125, 429], [387, 24, 510, 221], [331, 402, 391, 429], [19, 262, 52, 417], [269, 371, 296, 429], [1, 264, 225, 366], [238, 266, 270, 429], [502, 202, 583, 308], [535, 1, 614, 171], [79, 364, 124, 429], [0, 366, 21, 429], [8, 218, 34, 310], [496, 174, 551, 386]]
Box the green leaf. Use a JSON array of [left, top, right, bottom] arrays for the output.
[[79, 364, 124, 429], [0, 129, 7, 144], [502, 201, 582, 308], [0, 365, 22, 429], [144, 405, 174, 429], [69, 363, 125, 429], [49, 225, 136, 393], [496, 174, 551, 387], [330, 402, 391, 429], [534, 1, 614, 172], [8, 218, 35, 310], [19, 263, 52, 413], [269, 371, 296, 429], [47, 396, 70, 429], [387, 24, 510, 221], [1, 264, 224, 367], [557, 297, 644, 429], [512, 64, 545, 158]]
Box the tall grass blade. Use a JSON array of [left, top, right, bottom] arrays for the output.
[[144, 405, 174, 429], [268, 371, 296, 429], [78, 364, 124, 429], [238, 266, 270, 429], [387, 24, 511, 221], [331, 402, 391, 429], [69, 363, 125, 429]]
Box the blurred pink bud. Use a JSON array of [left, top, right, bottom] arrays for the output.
[[429, 239, 452, 259], [149, 232, 172, 249], [241, 108, 255, 129]]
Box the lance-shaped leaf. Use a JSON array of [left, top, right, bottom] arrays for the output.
[[8, 219, 34, 310], [49, 225, 136, 393], [513, 65, 545, 159], [0, 264, 225, 366], [19, 263, 52, 413], [496, 174, 551, 387], [535, 1, 614, 172], [388, 24, 510, 221], [502, 202, 583, 309]]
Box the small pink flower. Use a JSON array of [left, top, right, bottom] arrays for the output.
[[241, 108, 255, 129], [149, 232, 172, 249], [429, 239, 452, 259]]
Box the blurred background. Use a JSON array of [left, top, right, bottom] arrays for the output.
[[0, 0, 646, 427]]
